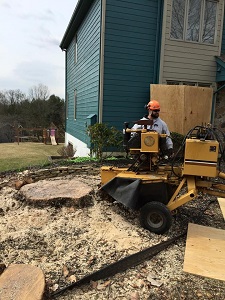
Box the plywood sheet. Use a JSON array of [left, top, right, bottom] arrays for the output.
[[150, 84, 185, 134], [183, 223, 225, 281], [183, 86, 212, 134], [150, 84, 213, 135], [218, 197, 225, 221]]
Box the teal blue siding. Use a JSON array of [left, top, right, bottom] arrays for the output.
[[102, 0, 162, 129], [216, 57, 225, 82], [66, 0, 101, 144], [216, 70, 225, 82]]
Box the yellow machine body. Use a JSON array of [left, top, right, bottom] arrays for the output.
[[141, 132, 159, 152], [100, 167, 128, 185], [182, 139, 219, 177], [100, 124, 225, 234]]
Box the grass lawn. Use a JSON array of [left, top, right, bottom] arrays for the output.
[[0, 142, 64, 172]]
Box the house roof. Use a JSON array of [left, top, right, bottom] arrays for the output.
[[60, 0, 95, 50]]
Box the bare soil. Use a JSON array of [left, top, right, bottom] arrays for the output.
[[0, 165, 225, 300]]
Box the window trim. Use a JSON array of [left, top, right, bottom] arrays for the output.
[[170, 0, 218, 45], [74, 34, 77, 64], [74, 89, 77, 120], [167, 80, 212, 87], [66, 92, 68, 119]]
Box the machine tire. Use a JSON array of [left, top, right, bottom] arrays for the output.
[[140, 201, 172, 234]]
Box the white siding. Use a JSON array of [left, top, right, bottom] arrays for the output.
[[159, 0, 225, 85], [65, 132, 90, 157]]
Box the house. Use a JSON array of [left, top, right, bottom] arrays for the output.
[[60, 0, 225, 156]]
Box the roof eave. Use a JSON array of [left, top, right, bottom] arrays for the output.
[[60, 0, 94, 50]]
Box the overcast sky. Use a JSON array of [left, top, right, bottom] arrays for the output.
[[0, 0, 78, 99]]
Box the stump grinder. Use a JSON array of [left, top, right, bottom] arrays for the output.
[[100, 121, 225, 234]]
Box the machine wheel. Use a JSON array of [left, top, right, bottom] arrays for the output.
[[140, 201, 172, 234]]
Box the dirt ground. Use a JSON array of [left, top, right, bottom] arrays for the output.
[[0, 165, 225, 300]]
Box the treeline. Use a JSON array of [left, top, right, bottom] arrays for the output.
[[0, 84, 65, 129]]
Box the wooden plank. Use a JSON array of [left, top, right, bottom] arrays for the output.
[[0, 264, 45, 300], [150, 84, 212, 135], [183, 86, 212, 134], [218, 198, 225, 221], [150, 84, 185, 134], [183, 223, 225, 281]]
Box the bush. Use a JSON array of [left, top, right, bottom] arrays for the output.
[[57, 144, 76, 158], [87, 123, 123, 160]]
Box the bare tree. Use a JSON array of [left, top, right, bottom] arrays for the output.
[[28, 83, 50, 101], [2, 89, 26, 105], [0, 91, 7, 105]]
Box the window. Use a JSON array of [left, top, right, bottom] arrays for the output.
[[171, 0, 217, 44], [74, 35, 77, 63], [186, 0, 201, 42], [171, 0, 185, 39], [74, 89, 77, 120]]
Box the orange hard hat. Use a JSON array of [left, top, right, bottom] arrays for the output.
[[147, 100, 160, 110]]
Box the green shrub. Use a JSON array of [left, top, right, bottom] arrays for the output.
[[69, 157, 97, 163], [87, 123, 123, 160], [57, 144, 76, 158]]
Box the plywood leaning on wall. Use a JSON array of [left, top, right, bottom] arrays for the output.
[[150, 84, 213, 135]]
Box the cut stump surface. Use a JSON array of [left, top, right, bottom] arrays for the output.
[[17, 178, 94, 207], [0, 264, 45, 300]]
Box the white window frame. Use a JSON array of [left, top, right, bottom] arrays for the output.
[[74, 89, 77, 120], [66, 92, 68, 119], [74, 35, 77, 63], [170, 0, 218, 44]]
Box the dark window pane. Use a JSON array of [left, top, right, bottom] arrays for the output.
[[186, 0, 201, 42], [170, 0, 185, 39], [202, 1, 217, 44]]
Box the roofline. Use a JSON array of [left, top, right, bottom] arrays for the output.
[[60, 0, 95, 50]]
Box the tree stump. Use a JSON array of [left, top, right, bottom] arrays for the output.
[[0, 264, 45, 300]]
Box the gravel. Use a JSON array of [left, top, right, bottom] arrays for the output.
[[0, 166, 225, 300]]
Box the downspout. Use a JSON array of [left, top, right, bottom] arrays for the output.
[[99, 0, 106, 123], [153, 0, 164, 84], [211, 1, 225, 126], [211, 83, 225, 125]]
